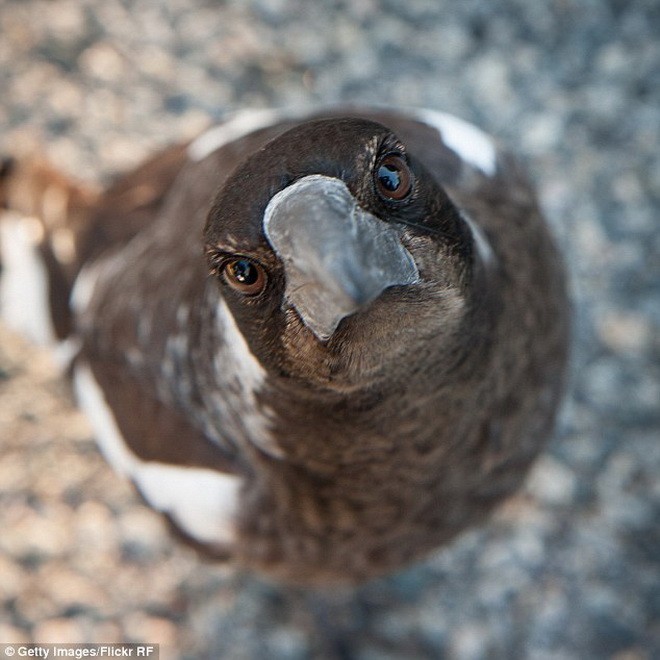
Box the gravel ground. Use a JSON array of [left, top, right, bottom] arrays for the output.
[[1, 1, 659, 658]]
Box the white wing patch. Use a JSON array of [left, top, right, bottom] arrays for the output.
[[73, 361, 240, 545], [214, 296, 267, 399], [212, 296, 283, 459], [70, 259, 104, 315], [188, 106, 498, 178], [187, 108, 289, 162], [413, 108, 497, 177], [70, 248, 132, 316], [0, 212, 56, 345]]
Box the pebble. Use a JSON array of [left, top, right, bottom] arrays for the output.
[[123, 614, 179, 646], [525, 456, 578, 507], [38, 565, 110, 613], [74, 501, 121, 554], [33, 618, 87, 644], [0, 623, 29, 644], [0, 502, 74, 559], [117, 508, 169, 561], [450, 623, 491, 660], [0, 555, 27, 600], [596, 310, 652, 354]]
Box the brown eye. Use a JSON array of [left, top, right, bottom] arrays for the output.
[[375, 154, 413, 201], [222, 258, 267, 296]]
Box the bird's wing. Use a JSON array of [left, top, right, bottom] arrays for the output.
[[73, 356, 242, 550]]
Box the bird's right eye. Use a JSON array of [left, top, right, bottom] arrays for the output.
[[375, 154, 413, 201], [222, 257, 267, 296]]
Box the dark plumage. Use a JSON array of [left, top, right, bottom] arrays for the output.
[[0, 107, 570, 584]]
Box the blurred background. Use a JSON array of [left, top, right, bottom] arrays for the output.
[[0, 0, 658, 658]]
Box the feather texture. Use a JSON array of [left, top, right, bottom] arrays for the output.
[[0, 107, 569, 584]]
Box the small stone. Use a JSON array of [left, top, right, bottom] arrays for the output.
[[79, 42, 125, 82], [0, 501, 73, 558], [610, 650, 652, 660], [47, 80, 85, 117], [597, 43, 630, 76], [44, 0, 87, 40], [510, 528, 545, 568], [524, 113, 564, 154], [88, 621, 123, 644], [0, 555, 28, 599], [38, 565, 109, 613], [525, 456, 577, 506], [118, 507, 168, 561], [122, 614, 179, 648], [15, 588, 60, 622], [0, 623, 29, 643], [596, 310, 651, 354], [33, 617, 86, 644], [0, 450, 29, 492], [75, 501, 120, 554], [449, 623, 489, 660], [470, 56, 513, 108]]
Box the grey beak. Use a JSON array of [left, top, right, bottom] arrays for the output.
[[263, 175, 419, 341]]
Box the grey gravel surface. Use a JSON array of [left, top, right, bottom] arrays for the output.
[[1, 0, 659, 658]]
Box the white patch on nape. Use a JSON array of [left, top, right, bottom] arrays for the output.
[[215, 296, 267, 393], [0, 212, 56, 345], [73, 361, 241, 546], [413, 108, 497, 177], [212, 296, 284, 459], [187, 108, 286, 162], [462, 212, 496, 267]]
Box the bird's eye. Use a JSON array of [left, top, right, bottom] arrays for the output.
[[375, 154, 413, 201], [222, 257, 267, 296]]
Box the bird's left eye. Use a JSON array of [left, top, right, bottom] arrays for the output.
[[375, 154, 413, 201], [222, 257, 267, 296]]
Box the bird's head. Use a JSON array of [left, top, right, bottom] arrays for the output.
[[204, 118, 482, 393]]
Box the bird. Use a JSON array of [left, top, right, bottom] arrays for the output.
[[0, 106, 570, 585]]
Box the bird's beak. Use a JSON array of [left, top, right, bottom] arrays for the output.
[[263, 175, 419, 341]]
